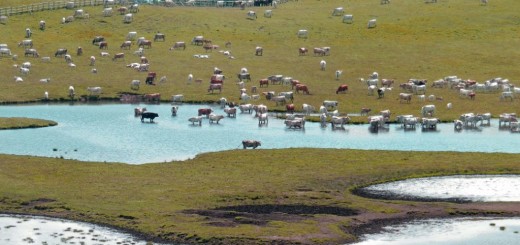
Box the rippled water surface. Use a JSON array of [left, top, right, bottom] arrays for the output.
[[354, 217, 520, 245], [0, 104, 518, 164], [360, 175, 520, 202], [0, 214, 159, 245]]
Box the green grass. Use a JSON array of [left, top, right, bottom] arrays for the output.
[[0, 150, 519, 244], [0, 0, 518, 122], [0, 1, 519, 244], [0, 117, 57, 129]]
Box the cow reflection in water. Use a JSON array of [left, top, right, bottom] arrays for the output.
[[141, 112, 158, 123], [242, 140, 261, 149]]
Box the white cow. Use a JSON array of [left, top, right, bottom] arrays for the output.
[[14, 76, 23, 82], [332, 7, 344, 16], [367, 19, 377, 28], [103, 8, 113, 17], [421, 104, 436, 117], [297, 29, 308, 38], [421, 118, 439, 129], [130, 80, 140, 90], [126, 31, 137, 41], [239, 104, 253, 114], [68, 86, 75, 98], [87, 86, 102, 96], [302, 103, 315, 115], [208, 114, 225, 124], [342, 14, 353, 24], [320, 60, 326, 71], [500, 91, 514, 101], [172, 94, 184, 103], [335, 70, 343, 80], [247, 11, 257, 20], [20, 67, 30, 75], [264, 10, 272, 18], [323, 100, 338, 109]]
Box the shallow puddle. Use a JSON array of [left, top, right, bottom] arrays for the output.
[[0, 214, 160, 245], [358, 175, 520, 202], [354, 217, 520, 245]]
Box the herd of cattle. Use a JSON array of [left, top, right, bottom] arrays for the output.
[[1, 0, 517, 134]]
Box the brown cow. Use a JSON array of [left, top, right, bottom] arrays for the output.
[[286, 103, 295, 113], [295, 84, 309, 94], [198, 108, 213, 118], [299, 47, 308, 56], [259, 79, 269, 87], [336, 84, 348, 94], [99, 41, 108, 50]]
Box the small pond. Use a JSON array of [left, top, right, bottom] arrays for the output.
[[357, 175, 520, 202], [353, 217, 520, 245], [0, 104, 518, 164], [0, 214, 163, 245]]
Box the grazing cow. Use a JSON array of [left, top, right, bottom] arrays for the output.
[[113, 53, 125, 61], [459, 89, 474, 99], [19, 67, 30, 76], [25, 28, 32, 38], [92, 36, 105, 45], [431, 79, 447, 88], [381, 79, 394, 87], [367, 19, 377, 28], [99, 41, 108, 50], [130, 80, 140, 90], [313, 48, 326, 56], [87, 86, 102, 96], [264, 10, 272, 18], [360, 108, 371, 116], [154, 33, 165, 42], [299, 47, 308, 56], [412, 84, 426, 95], [144, 93, 160, 102], [55, 49, 67, 57], [335, 70, 343, 80], [259, 79, 269, 88], [295, 84, 310, 94], [120, 41, 132, 50], [103, 7, 113, 17], [224, 107, 237, 118], [255, 46, 263, 56], [208, 84, 222, 93], [14, 76, 23, 82], [139, 40, 152, 49], [377, 88, 385, 98], [323, 100, 338, 109], [64, 54, 73, 63], [399, 93, 412, 103], [198, 108, 213, 118], [18, 39, 33, 49], [67, 85, 75, 98], [302, 104, 315, 115], [500, 91, 514, 101], [24, 49, 39, 57], [343, 14, 353, 24], [242, 140, 261, 149], [332, 7, 344, 16], [172, 94, 184, 103], [141, 112, 158, 123], [170, 42, 186, 50], [39, 78, 51, 83], [247, 11, 257, 19], [421, 104, 436, 117], [320, 60, 326, 71], [336, 85, 348, 94], [297, 29, 308, 38]]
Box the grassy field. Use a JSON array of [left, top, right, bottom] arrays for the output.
[[0, 0, 518, 122], [0, 117, 57, 129], [0, 0, 520, 244]]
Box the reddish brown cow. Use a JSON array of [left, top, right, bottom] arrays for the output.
[[139, 40, 152, 48], [259, 79, 269, 87], [144, 93, 160, 102], [291, 80, 301, 90], [198, 108, 213, 118], [286, 104, 295, 113], [299, 47, 308, 56], [99, 41, 108, 50], [295, 84, 309, 94], [112, 53, 125, 61], [336, 84, 348, 94]]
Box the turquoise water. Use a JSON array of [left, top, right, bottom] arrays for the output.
[[354, 218, 520, 245], [0, 103, 518, 164]]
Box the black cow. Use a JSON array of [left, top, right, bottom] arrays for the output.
[[92, 36, 105, 45], [54, 48, 67, 57], [141, 112, 159, 123]]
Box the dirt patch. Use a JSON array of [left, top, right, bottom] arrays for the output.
[[186, 204, 359, 227], [352, 188, 472, 203]]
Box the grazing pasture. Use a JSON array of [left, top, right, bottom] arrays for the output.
[[0, 0, 518, 122]]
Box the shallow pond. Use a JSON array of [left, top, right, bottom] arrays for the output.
[[0, 104, 518, 164], [358, 175, 520, 202], [0, 214, 161, 245], [354, 217, 520, 245]]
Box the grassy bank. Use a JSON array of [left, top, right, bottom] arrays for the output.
[[0, 117, 57, 129], [0, 150, 519, 244]]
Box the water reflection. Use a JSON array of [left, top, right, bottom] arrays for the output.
[[354, 217, 520, 245], [0, 104, 518, 164], [0, 214, 160, 245], [359, 175, 520, 202]]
